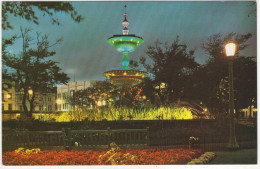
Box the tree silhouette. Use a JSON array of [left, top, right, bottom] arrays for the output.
[[201, 33, 254, 114], [69, 81, 120, 110], [140, 37, 199, 105], [2, 1, 83, 30], [2, 28, 69, 121]]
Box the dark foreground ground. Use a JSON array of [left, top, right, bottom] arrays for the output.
[[210, 148, 257, 164]]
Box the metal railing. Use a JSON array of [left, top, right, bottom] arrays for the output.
[[2, 127, 150, 151]]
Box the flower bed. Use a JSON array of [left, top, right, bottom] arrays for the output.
[[3, 148, 203, 165], [187, 152, 216, 164]]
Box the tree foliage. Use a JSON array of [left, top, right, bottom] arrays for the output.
[[2, 28, 69, 119], [2, 1, 83, 30], [140, 37, 199, 105], [69, 81, 120, 110], [200, 33, 255, 114], [69, 81, 147, 110]]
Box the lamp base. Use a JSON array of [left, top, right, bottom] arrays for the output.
[[227, 141, 239, 150]]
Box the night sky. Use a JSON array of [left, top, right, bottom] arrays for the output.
[[3, 1, 256, 82]]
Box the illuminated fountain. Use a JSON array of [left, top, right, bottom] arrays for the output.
[[103, 5, 148, 86]]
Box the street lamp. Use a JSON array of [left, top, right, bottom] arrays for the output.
[[225, 42, 239, 150], [28, 89, 33, 95]]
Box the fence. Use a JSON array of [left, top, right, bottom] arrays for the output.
[[65, 127, 149, 149], [2, 130, 64, 151], [2, 127, 150, 151], [150, 133, 257, 151], [2, 128, 256, 152]]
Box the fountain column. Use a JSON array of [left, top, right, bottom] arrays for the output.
[[122, 52, 130, 70]]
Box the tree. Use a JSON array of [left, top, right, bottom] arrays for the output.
[[248, 1, 256, 17], [140, 37, 199, 105], [2, 35, 18, 94], [2, 28, 69, 120], [233, 56, 257, 118], [2, 1, 83, 30], [201, 33, 254, 114], [69, 81, 120, 110]]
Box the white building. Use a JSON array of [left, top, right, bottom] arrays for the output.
[[56, 81, 97, 111]]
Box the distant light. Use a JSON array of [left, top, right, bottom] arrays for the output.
[[97, 101, 102, 106], [143, 95, 146, 100], [204, 108, 207, 112], [6, 94, 11, 99], [123, 72, 127, 75], [28, 89, 33, 95], [56, 99, 62, 104], [160, 83, 166, 89], [225, 43, 236, 57]]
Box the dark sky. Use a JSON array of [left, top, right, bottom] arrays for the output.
[[3, 1, 256, 82]]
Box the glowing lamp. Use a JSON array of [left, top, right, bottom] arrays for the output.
[[97, 101, 102, 106], [28, 89, 33, 95], [225, 42, 236, 57], [160, 83, 166, 89], [6, 94, 11, 99], [56, 99, 62, 104]]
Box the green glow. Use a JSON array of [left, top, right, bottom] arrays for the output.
[[122, 52, 130, 70], [107, 36, 144, 53], [107, 35, 144, 70]]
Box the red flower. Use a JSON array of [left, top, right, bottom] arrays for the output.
[[2, 148, 203, 165]]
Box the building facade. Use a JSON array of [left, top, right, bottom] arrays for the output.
[[56, 81, 97, 111], [2, 79, 57, 121]]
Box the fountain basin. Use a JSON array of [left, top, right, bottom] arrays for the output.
[[103, 69, 148, 86], [107, 34, 144, 53]]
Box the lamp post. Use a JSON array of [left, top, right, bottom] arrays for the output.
[[225, 42, 239, 150]]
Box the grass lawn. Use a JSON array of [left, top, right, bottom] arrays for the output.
[[210, 148, 257, 164]]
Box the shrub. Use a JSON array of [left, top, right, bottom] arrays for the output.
[[187, 152, 215, 164]]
